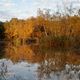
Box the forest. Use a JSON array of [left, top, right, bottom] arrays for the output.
[[0, 8, 80, 51]]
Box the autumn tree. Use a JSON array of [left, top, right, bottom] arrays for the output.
[[0, 21, 5, 40]]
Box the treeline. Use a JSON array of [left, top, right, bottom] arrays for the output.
[[0, 22, 5, 40], [0, 8, 80, 50]]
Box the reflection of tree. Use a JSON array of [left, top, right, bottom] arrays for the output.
[[2, 43, 80, 80], [4, 43, 80, 64], [37, 51, 80, 80], [37, 52, 66, 79], [5, 43, 34, 62], [0, 62, 26, 80], [0, 42, 5, 58], [0, 62, 8, 80]]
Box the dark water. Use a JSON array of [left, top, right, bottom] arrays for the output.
[[0, 43, 80, 80]]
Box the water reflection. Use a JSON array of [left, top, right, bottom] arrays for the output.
[[5, 43, 34, 62], [4, 43, 80, 65], [0, 43, 80, 80], [0, 41, 6, 59]]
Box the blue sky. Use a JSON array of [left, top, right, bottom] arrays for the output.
[[0, 0, 80, 21]]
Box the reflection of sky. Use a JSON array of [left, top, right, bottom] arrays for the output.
[[0, 59, 80, 80], [0, 0, 80, 21]]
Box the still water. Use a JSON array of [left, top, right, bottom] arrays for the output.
[[0, 43, 80, 80]]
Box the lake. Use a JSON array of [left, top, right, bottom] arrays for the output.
[[0, 42, 80, 80]]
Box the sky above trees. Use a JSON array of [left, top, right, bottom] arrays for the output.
[[0, 0, 80, 21]]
